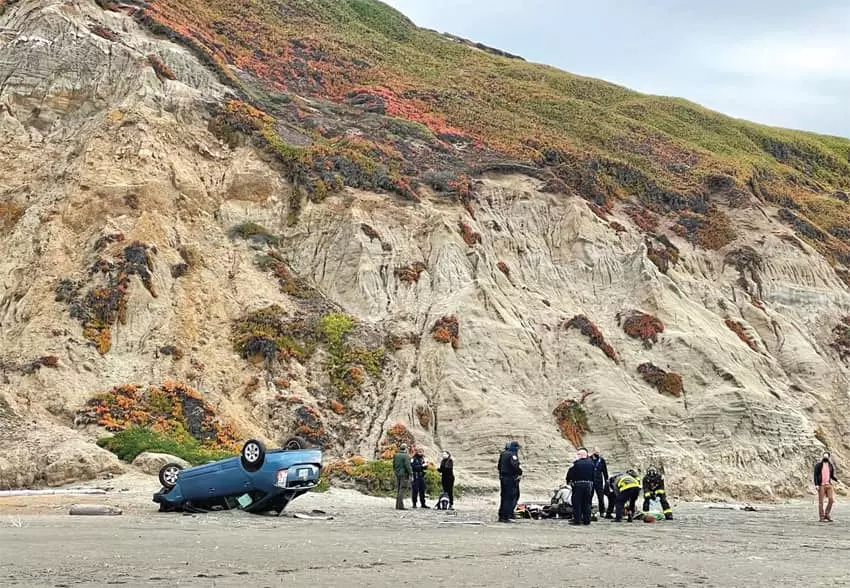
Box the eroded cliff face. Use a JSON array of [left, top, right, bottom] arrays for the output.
[[1, 0, 849, 498]]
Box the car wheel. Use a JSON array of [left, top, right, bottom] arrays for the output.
[[282, 436, 310, 451], [158, 463, 183, 489], [241, 439, 266, 472]]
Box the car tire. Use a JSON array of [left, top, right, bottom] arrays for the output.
[[282, 436, 309, 450], [241, 439, 266, 472], [158, 463, 184, 489]]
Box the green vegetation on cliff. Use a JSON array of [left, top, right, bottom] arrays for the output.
[[137, 0, 850, 260]]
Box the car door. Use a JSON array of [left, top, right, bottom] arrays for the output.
[[208, 457, 251, 498], [177, 462, 218, 500]]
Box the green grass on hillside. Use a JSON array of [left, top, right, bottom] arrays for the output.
[[137, 0, 850, 259]]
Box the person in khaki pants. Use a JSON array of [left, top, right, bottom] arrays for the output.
[[814, 451, 839, 522]]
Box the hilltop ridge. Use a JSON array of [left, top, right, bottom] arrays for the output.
[[135, 0, 850, 259]]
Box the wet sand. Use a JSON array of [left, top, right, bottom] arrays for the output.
[[0, 477, 846, 587]]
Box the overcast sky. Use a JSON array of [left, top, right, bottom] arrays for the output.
[[383, 0, 850, 138]]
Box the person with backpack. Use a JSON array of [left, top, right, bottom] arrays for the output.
[[437, 451, 455, 509]]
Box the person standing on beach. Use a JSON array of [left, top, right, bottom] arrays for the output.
[[393, 443, 412, 510], [590, 447, 609, 515], [566, 448, 595, 525], [815, 451, 838, 522], [438, 451, 455, 509], [411, 448, 429, 508], [497, 441, 522, 523]]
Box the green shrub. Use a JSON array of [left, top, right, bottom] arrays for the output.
[[311, 477, 330, 493], [321, 458, 444, 497], [319, 313, 355, 350], [228, 222, 280, 245], [98, 427, 235, 465], [318, 313, 386, 397]]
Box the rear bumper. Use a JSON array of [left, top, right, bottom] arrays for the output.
[[273, 463, 321, 490], [277, 479, 319, 490]]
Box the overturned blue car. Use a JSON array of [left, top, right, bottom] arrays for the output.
[[153, 437, 323, 515]]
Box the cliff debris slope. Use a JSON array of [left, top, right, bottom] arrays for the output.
[[1, 0, 850, 499]]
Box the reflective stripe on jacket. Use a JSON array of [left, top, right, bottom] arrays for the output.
[[616, 474, 641, 492]]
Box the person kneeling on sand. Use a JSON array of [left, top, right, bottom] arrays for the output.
[[611, 469, 641, 522], [642, 467, 673, 520], [815, 451, 839, 522]]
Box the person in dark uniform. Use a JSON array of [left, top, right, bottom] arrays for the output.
[[437, 451, 455, 509], [611, 469, 641, 522], [604, 472, 619, 519], [566, 448, 596, 525], [410, 448, 429, 508], [590, 447, 609, 515], [497, 441, 522, 523], [642, 467, 673, 520]]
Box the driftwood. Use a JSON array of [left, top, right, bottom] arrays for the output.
[[0, 488, 107, 497], [706, 503, 766, 512], [69, 504, 123, 516], [292, 513, 334, 521]]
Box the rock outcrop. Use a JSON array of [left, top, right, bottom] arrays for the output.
[[1, 0, 849, 500], [132, 452, 190, 475], [0, 424, 124, 489]]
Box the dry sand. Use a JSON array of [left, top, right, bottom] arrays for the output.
[[0, 474, 846, 587]]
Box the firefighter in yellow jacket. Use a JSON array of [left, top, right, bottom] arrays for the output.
[[611, 469, 641, 522], [642, 467, 673, 520]]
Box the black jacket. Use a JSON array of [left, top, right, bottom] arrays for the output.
[[411, 455, 427, 479], [590, 455, 609, 485], [566, 457, 596, 484], [498, 450, 522, 478], [438, 457, 454, 480], [814, 461, 838, 486], [643, 471, 665, 492]]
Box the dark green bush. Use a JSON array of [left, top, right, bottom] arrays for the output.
[[98, 427, 235, 465], [321, 458, 444, 497]]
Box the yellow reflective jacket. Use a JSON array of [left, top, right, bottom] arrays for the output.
[[616, 474, 641, 492]]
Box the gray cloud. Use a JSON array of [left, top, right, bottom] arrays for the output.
[[384, 0, 850, 138]]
